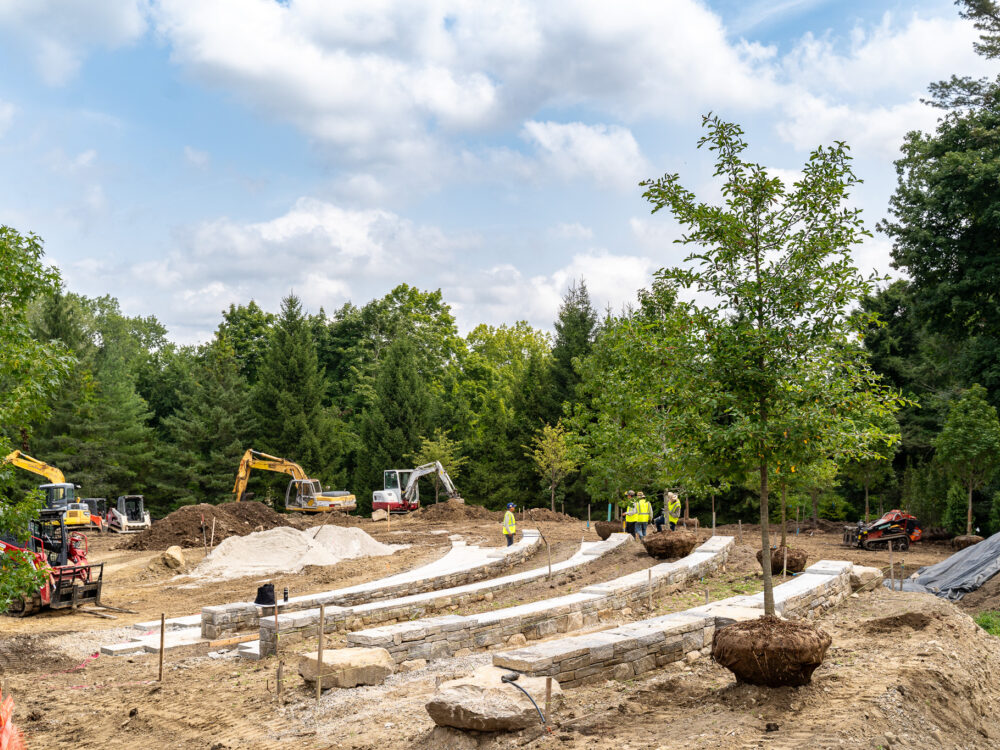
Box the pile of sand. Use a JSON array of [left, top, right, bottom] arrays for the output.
[[187, 525, 404, 581]]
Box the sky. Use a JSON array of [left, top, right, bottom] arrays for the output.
[[0, 0, 994, 344]]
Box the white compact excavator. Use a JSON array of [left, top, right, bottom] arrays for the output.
[[372, 461, 462, 513]]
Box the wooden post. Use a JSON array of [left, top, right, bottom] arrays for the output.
[[158, 613, 165, 682], [544, 677, 552, 724], [888, 541, 895, 591], [796, 506, 800, 536], [738, 520, 743, 544], [546, 539, 552, 581], [647, 568, 653, 611], [316, 604, 325, 703], [201, 515, 208, 555], [277, 660, 284, 705], [209, 518, 216, 550], [782, 545, 788, 580], [387, 508, 390, 532], [704, 587, 709, 605], [587, 504, 591, 530], [711, 495, 716, 536]]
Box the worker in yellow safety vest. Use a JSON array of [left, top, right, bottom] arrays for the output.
[[635, 492, 652, 539], [624, 490, 638, 538], [654, 491, 683, 533], [502, 503, 517, 546]]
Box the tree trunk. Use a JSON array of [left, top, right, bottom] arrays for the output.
[[760, 460, 775, 616], [20, 427, 29, 452], [780, 483, 787, 549], [811, 488, 818, 527], [684, 496, 690, 522], [968, 482, 974, 536], [435, 477, 440, 504], [551, 485, 555, 513], [864, 480, 869, 521]]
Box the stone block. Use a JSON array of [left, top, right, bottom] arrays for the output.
[[299, 648, 394, 689]]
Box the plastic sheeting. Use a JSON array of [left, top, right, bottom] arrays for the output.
[[896, 531, 1000, 600]]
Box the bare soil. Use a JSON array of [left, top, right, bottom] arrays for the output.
[[7, 518, 991, 750]]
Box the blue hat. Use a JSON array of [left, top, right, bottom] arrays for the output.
[[507, 503, 515, 509]]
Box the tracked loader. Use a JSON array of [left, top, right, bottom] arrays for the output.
[[843, 509, 922, 551]]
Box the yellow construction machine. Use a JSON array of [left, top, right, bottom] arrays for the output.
[[232, 449, 356, 513], [1, 451, 104, 530]]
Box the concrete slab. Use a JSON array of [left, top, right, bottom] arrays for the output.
[[100, 642, 147, 656]]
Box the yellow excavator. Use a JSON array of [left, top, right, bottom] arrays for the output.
[[232, 449, 357, 513], [1, 450, 104, 530]]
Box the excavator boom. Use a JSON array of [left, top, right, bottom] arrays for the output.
[[233, 449, 309, 501], [232, 448, 356, 513], [2, 450, 66, 484], [403, 461, 461, 503]]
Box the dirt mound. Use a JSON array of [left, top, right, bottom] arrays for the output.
[[713, 614, 832, 687], [120, 502, 286, 550], [756, 546, 808, 574], [641, 530, 697, 559], [863, 611, 935, 633], [416, 501, 499, 522], [525, 507, 576, 522]]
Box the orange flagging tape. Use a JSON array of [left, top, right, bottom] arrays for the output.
[[0, 686, 26, 750]]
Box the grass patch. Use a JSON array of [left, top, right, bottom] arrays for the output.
[[974, 611, 1000, 636]]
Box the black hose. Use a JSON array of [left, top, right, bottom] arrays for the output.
[[501, 672, 546, 725]]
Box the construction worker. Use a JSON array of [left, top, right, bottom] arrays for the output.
[[654, 491, 683, 532], [624, 491, 638, 538], [502, 503, 517, 546], [635, 491, 651, 538]]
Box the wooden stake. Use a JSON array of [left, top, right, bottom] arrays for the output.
[[782, 545, 788, 579], [387, 507, 390, 532], [738, 520, 743, 544], [201, 515, 208, 555], [587, 504, 591, 530], [276, 660, 284, 705], [544, 677, 552, 724], [158, 613, 165, 682], [209, 518, 216, 549], [704, 587, 709, 605], [546, 539, 552, 581], [647, 568, 653, 611], [316, 604, 325, 703], [888, 541, 895, 591]]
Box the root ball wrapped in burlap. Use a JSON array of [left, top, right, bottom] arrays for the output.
[[641, 530, 697, 559], [756, 546, 808, 574], [594, 521, 621, 541], [712, 615, 831, 687]]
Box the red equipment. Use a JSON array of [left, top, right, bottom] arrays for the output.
[[843, 509, 922, 551], [0, 508, 104, 617]]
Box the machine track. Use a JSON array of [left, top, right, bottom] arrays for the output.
[[6, 592, 43, 617]]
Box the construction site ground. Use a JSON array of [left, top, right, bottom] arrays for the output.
[[4, 510, 997, 750]]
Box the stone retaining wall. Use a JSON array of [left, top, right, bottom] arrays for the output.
[[202, 530, 541, 639], [344, 536, 734, 665], [254, 534, 630, 658], [491, 559, 862, 689]]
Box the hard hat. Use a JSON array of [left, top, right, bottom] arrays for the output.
[[507, 503, 515, 509], [637, 492, 645, 499], [626, 490, 636, 496]]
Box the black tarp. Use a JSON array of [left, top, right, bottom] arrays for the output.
[[896, 531, 1000, 600]]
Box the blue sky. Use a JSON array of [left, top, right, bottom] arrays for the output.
[[0, 0, 993, 343]]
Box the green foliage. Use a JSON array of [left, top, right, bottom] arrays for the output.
[[406, 428, 468, 503], [525, 421, 580, 512], [216, 301, 274, 385], [934, 384, 1000, 534], [639, 116, 904, 614], [162, 340, 254, 507], [943, 482, 971, 536], [253, 295, 346, 497], [974, 610, 1000, 636], [355, 336, 432, 511]]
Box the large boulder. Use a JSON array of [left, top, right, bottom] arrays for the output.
[[849, 565, 883, 591], [425, 665, 563, 732], [371, 509, 388, 521], [594, 521, 620, 541], [756, 546, 808, 574], [298, 647, 394, 689], [161, 546, 185, 569], [641, 530, 697, 559]]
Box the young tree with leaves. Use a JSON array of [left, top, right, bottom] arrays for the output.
[[934, 384, 1000, 535], [640, 116, 904, 615], [525, 422, 579, 512], [407, 428, 468, 502]]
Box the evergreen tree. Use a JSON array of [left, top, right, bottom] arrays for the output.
[[217, 301, 274, 385], [162, 340, 253, 506], [355, 336, 432, 509], [549, 280, 597, 412], [252, 295, 344, 491]]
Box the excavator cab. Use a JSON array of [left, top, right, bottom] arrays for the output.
[[285, 480, 357, 513], [373, 470, 417, 512], [38, 482, 77, 509]]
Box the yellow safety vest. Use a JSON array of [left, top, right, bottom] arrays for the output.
[[502, 510, 516, 535], [668, 499, 681, 523], [637, 499, 651, 522], [625, 502, 638, 523]]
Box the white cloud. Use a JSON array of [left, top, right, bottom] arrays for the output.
[[0, 0, 149, 84], [183, 145, 209, 168], [549, 222, 593, 241], [522, 121, 648, 189]]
